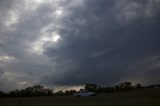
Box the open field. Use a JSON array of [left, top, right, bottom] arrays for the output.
[[0, 89, 160, 106]]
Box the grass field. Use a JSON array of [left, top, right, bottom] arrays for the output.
[[0, 89, 160, 106]]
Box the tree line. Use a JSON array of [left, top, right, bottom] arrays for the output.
[[0, 82, 160, 97]]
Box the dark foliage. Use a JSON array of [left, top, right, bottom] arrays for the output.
[[65, 90, 77, 95], [0, 82, 159, 97], [0, 91, 6, 97], [84, 82, 160, 94], [8, 85, 53, 97], [85, 83, 99, 92], [54, 91, 65, 96]]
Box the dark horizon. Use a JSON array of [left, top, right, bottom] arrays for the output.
[[0, 81, 159, 94]]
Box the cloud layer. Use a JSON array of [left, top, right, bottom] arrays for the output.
[[0, 0, 160, 91]]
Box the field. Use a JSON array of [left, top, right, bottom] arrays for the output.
[[0, 89, 160, 106]]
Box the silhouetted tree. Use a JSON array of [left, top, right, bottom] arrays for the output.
[[135, 83, 142, 89], [105, 87, 114, 93], [114, 82, 133, 91], [0, 91, 6, 97], [54, 91, 65, 96], [65, 90, 77, 95], [8, 85, 53, 97], [9, 89, 21, 97], [85, 83, 98, 92]]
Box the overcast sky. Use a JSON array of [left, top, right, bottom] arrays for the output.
[[0, 0, 160, 91]]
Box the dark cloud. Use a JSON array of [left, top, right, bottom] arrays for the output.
[[0, 68, 4, 76], [0, 0, 160, 91], [43, 0, 160, 86]]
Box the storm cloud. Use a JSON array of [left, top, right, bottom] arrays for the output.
[[0, 0, 160, 91]]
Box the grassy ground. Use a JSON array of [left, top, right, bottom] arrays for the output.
[[0, 89, 160, 106]]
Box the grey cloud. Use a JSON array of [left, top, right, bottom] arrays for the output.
[[146, 56, 160, 66], [90, 49, 115, 58], [114, 0, 160, 24], [0, 68, 4, 76], [0, 0, 160, 91], [43, 0, 160, 86], [0, 0, 59, 90]]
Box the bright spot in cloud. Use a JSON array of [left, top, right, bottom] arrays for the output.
[[56, 9, 63, 16], [18, 81, 28, 86], [32, 32, 61, 55], [24, 0, 52, 10], [5, 11, 19, 27], [29, 0, 52, 5], [50, 32, 61, 42], [0, 55, 15, 62], [52, 35, 60, 42], [35, 0, 44, 3], [32, 41, 44, 54]]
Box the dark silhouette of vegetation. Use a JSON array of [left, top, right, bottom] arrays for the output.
[[65, 90, 77, 95], [54, 91, 65, 96], [85, 83, 99, 92], [0, 91, 6, 97], [135, 83, 142, 89], [54, 90, 77, 96], [114, 82, 134, 91], [84, 82, 160, 94], [6, 85, 53, 97], [0, 82, 159, 97]]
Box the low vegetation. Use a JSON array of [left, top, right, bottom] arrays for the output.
[[0, 82, 160, 97]]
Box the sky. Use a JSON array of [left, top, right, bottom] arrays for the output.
[[0, 0, 160, 91]]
